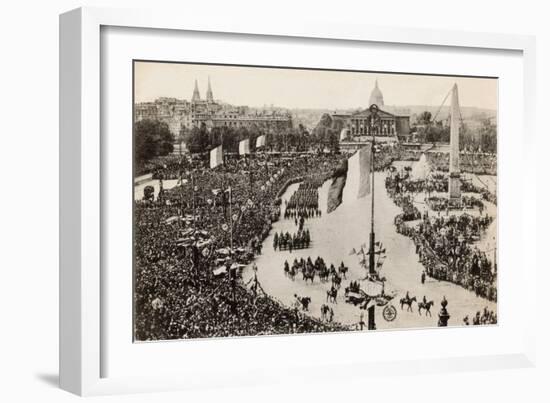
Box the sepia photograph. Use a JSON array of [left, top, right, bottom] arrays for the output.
[[132, 61, 498, 341]]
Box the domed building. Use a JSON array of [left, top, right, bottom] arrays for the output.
[[369, 79, 384, 106], [328, 79, 411, 152]]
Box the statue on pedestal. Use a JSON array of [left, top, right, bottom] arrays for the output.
[[438, 296, 450, 327]]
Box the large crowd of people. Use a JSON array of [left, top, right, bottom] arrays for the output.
[[424, 151, 497, 176], [395, 211, 497, 301], [463, 307, 498, 326], [134, 152, 348, 340], [386, 172, 497, 302]]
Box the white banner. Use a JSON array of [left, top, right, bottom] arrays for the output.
[[210, 145, 223, 169], [239, 138, 250, 155], [342, 146, 371, 204], [255, 135, 266, 148]]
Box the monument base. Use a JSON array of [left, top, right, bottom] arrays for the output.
[[448, 172, 461, 201]]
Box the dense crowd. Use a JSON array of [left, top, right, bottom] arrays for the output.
[[386, 167, 497, 210], [383, 147, 496, 175], [396, 213, 497, 301], [425, 152, 497, 175], [425, 195, 484, 212], [386, 174, 497, 302], [385, 177, 422, 221], [134, 153, 348, 340], [463, 307, 497, 326]]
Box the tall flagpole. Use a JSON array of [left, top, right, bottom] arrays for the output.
[[367, 104, 379, 331], [192, 171, 196, 231], [229, 186, 233, 257]]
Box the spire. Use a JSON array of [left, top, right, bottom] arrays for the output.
[[192, 79, 201, 102], [206, 76, 214, 103], [369, 79, 384, 106]]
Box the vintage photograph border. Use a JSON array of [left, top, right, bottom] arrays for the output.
[[60, 6, 537, 396]]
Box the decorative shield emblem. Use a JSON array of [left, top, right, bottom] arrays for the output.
[[383, 305, 397, 322]]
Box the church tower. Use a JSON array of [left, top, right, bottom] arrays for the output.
[[369, 79, 385, 106], [191, 79, 201, 103], [206, 76, 214, 103]]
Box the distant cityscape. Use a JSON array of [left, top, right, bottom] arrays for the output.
[[135, 78, 293, 135], [134, 77, 497, 156]]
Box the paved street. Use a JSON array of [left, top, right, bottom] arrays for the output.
[[244, 165, 497, 330]]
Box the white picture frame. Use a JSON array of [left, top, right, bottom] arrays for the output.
[[60, 6, 537, 396]]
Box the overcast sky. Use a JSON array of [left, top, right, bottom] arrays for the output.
[[134, 61, 497, 111]]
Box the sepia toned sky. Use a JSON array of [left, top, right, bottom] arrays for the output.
[[134, 61, 497, 111]]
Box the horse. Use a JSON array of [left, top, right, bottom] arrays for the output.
[[400, 296, 417, 312], [326, 287, 338, 304], [338, 265, 348, 279], [283, 263, 290, 277], [319, 268, 329, 283], [332, 273, 342, 289], [418, 300, 434, 316], [303, 270, 315, 283], [288, 266, 296, 281]]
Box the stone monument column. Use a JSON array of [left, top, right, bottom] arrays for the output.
[[449, 83, 461, 201]]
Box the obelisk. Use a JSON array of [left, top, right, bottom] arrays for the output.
[[448, 84, 461, 201]]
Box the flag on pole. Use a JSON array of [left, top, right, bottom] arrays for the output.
[[340, 128, 349, 141], [225, 186, 232, 204], [222, 186, 232, 221], [210, 145, 223, 169], [239, 139, 250, 155], [255, 135, 266, 149], [327, 146, 371, 213]]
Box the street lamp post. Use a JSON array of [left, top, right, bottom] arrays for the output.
[[367, 104, 380, 330]]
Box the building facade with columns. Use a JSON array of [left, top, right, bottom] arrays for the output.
[[337, 81, 411, 152]]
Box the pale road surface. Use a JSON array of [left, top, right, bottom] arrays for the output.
[[243, 165, 497, 330]]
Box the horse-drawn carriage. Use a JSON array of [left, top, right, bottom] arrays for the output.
[[345, 290, 366, 306]]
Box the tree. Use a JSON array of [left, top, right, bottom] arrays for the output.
[[186, 124, 211, 154], [479, 118, 497, 153], [135, 119, 174, 165], [177, 125, 188, 156], [328, 132, 340, 153], [424, 121, 449, 143], [418, 111, 432, 125]]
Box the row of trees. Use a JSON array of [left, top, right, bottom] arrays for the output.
[[413, 112, 497, 153], [135, 120, 175, 167], [310, 113, 344, 152], [180, 122, 326, 154]]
